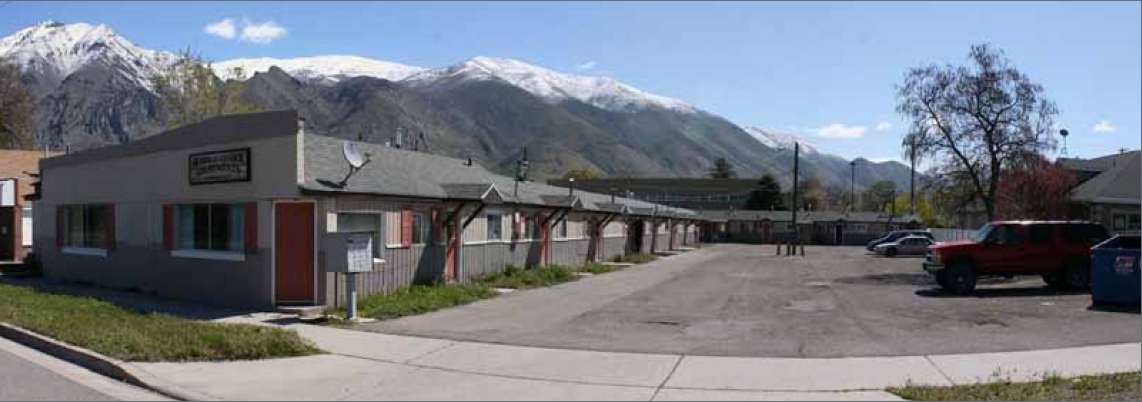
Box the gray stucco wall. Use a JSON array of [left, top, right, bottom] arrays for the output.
[[459, 241, 543, 280], [549, 238, 590, 266], [600, 237, 626, 262], [35, 123, 299, 310]]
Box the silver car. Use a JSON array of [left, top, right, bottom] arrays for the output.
[[874, 235, 935, 257]]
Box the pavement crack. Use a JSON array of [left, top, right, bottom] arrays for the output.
[[924, 355, 958, 386], [650, 354, 685, 401]]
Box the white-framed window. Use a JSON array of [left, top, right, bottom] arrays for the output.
[[486, 213, 503, 242], [411, 211, 429, 245], [558, 219, 568, 239], [21, 204, 32, 247], [524, 213, 538, 240], [853, 223, 868, 233], [1113, 214, 1141, 231], [338, 213, 383, 258], [63, 204, 110, 250], [176, 204, 245, 252]]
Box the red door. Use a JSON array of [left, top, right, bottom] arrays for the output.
[[445, 225, 458, 282], [275, 202, 315, 303]]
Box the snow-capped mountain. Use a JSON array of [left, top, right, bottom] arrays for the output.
[[401, 56, 696, 113], [744, 127, 820, 154], [213, 55, 425, 84], [0, 21, 175, 93]]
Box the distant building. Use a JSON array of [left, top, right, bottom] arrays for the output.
[[546, 178, 760, 210], [699, 209, 921, 245], [1060, 150, 1140, 234], [0, 150, 50, 261]]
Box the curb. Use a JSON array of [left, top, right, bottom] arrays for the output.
[[0, 323, 217, 401]]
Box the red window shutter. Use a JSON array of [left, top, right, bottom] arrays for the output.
[[244, 203, 258, 253], [162, 204, 174, 250], [55, 205, 64, 249], [105, 205, 116, 251], [400, 206, 412, 248], [430, 208, 441, 244]]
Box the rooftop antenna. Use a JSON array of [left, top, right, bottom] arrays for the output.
[[568, 177, 576, 196], [339, 141, 372, 187], [1059, 129, 1069, 158]]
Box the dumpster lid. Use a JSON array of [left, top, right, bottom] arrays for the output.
[[1095, 234, 1141, 250]]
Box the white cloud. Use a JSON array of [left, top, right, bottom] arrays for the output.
[[1093, 120, 1116, 133], [203, 18, 236, 39], [875, 122, 892, 132], [239, 19, 287, 44], [817, 123, 867, 139], [576, 60, 597, 70]]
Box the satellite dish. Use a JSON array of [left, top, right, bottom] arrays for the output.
[[338, 141, 372, 187], [343, 141, 370, 169]]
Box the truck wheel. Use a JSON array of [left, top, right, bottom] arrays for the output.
[[1064, 260, 1091, 290], [1042, 272, 1067, 289], [885, 248, 898, 257], [941, 261, 977, 295], [935, 271, 950, 288]]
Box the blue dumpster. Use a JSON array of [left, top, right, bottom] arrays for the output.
[[1091, 234, 1140, 306]]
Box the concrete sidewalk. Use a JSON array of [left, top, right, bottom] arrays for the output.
[[127, 320, 1140, 401]]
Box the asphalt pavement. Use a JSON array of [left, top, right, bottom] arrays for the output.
[[362, 244, 1141, 357], [0, 342, 114, 401]]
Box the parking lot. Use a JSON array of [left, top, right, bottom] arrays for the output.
[[360, 244, 1141, 357]]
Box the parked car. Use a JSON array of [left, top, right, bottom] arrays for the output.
[[866, 229, 933, 251], [874, 235, 936, 257], [923, 221, 1111, 294]]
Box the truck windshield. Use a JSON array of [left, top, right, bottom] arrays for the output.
[[971, 224, 995, 243]]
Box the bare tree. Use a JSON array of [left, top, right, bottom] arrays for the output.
[[896, 44, 1058, 221], [0, 58, 34, 149], [151, 49, 261, 129]]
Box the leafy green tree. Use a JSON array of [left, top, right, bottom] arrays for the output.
[[0, 58, 34, 149], [561, 167, 604, 180], [151, 49, 261, 129], [746, 174, 785, 210], [709, 157, 736, 179], [892, 193, 944, 227], [862, 180, 897, 212]]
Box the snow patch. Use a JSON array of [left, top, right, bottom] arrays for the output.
[[402, 56, 696, 113], [213, 55, 425, 83], [743, 126, 819, 154]]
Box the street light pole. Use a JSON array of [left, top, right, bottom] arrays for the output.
[[909, 137, 917, 216], [792, 142, 800, 252], [849, 160, 856, 211]]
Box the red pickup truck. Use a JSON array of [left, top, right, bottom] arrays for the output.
[[923, 221, 1111, 294]]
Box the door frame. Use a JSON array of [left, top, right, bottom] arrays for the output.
[[271, 199, 319, 305]]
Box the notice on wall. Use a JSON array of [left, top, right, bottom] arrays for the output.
[[189, 148, 251, 185]]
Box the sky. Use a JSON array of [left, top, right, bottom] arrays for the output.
[[2, 1, 1139, 163]]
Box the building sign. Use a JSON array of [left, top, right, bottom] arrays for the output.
[[189, 148, 250, 185]]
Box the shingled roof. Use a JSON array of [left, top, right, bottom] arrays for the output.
[[1070, 151, 1141, 205], [301, 133, 695, 217]]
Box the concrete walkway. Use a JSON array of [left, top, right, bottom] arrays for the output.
[[128, 320, 1140, 401]]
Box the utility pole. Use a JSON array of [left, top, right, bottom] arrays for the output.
[[791, 142, 799, 252], [909, 137, 917, 216], [849, 160, 856, 211]]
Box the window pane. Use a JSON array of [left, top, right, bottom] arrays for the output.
[[1028, 225, 1052, 244], [85, 205, 107, 249], [177, 205, 195, 249], [486, 214, 502, 241], [209, 204, 231, 251], [411, 212, 427, 245], [193, 204, 210, 250], [228, 204, 245, 251], [67, 206, 84, 247]]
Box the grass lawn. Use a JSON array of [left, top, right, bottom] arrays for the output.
[[889, 372, 1141, 401], [479, 265, 578, 289], [344, 261, 637, 321], [0, 283, 321, 362], [613, 253, 658, 264], [346, 283, 498, 320]]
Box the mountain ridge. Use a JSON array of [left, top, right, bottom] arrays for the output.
[[1, 21, 918, 190]]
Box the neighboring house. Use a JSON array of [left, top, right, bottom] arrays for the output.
[[1062, 151, 1141, 234], [700, 209, 921, 245], [546, 178, 761, 210], [34, 111, 703, 310], [0, 150, 50, 262]]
